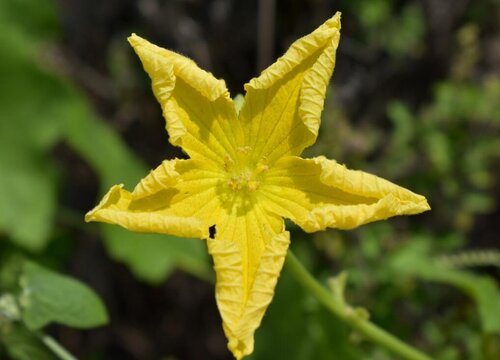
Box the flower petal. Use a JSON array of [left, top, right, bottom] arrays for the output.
[[239, 12, 341, 164], [132, 159, 180, 199], [128, 34, 243, 166], [207, 205, 289, 359], [262, 156, 430, 231], [85, 159, 225, 238], [84, 184, 208, 238]]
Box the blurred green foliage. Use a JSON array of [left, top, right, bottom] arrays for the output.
[[0, 0, 60, 251], [0, 260, 105, 360], [19, 261, 108, 330], [0, 0, 209, 282], [0, 0, 499, 359], [0, 0, 208, 357], [253, 270, 363, 359], [355, 0, 425, 57], [1, 323, 56, 360], [306, 1, 500, 358]]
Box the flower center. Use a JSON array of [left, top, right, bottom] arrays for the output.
[[227, 170, 260, 192], [223, 147, 268, 194]]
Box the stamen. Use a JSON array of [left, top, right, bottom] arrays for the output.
[[247, 180, 259, 192], [256, 162, 269, 174], [225, 156, 266, 194], [224, 154, 235, 171], [237, 146, 252, 154]]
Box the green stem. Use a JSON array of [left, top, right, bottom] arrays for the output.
[[36, 332, 78, 360], [286, 250, 434, 360]]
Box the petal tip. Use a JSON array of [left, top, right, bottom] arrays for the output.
[[228, 338, 252, 360], [127, 33, 143, 48], [244, 11, 342, 93], [325, 11, 342, 29], [402, 191, 431, 215], [418, 196, 431, 213], [84, 184, 125, 223], [84, 211, 95, 223]]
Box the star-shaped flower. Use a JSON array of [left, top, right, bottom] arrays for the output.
[[85, 12, 429, 359]]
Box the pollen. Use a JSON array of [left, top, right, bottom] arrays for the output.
[[225, 158, 268, 193], [237, 146, 252, 154], [227, 171, 260, 192]]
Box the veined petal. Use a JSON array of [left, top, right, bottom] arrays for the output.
[[85, 159, 225, 239], [207, 205, 289, 360], [128, 34, 243, 166], [85, 184, 207, 238], [239, 12, 341, 164], [84, 15, 435, 360], [132, 159, 180, 198], [262, 156, 430, 232]]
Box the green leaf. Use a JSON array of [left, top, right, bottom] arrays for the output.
[[61, 99, 147, 189], [1, 323, 56, 360], [423, 130, 452, 174], [0, 19, 63, 251], [388, 238, 500, 335], [103, 226, 210, 284], [358, 0, 391, 28], [0, 160, 56, 251], [387, 101, 415, 147], [19, 261, 108, 330], [0, 0, 58, 40], [417, 267, 500, 335], [483, 333, 500, 360], [0, 294, 21, 322], [386, 4, 425, 56]]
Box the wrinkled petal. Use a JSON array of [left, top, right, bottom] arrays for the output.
[[85, 159, 225, 238], [207, 205, 289, 360], [85, 15, 433, 360], [128, 34, 243, 166], [85, 184, 207, 238], [132, 159, 180, 199], [262, 156, 430, 231], [239, 12, 341, 164]]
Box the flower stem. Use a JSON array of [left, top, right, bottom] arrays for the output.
[[36, 332, 78, 360], [286, 250, 434, 360]]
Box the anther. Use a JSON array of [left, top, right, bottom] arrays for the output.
[[237, 146, 252, 154], [224, 154, 235, 171], [247, 180, 260, 192], [256, 162, 269, 174]]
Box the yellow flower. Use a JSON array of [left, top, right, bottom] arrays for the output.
[[85, 12, 429, 359]]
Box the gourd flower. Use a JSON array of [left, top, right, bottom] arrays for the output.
[[86, 12, 430, 360]]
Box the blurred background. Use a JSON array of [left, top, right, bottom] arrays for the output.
[[0, 0, 499, 359]]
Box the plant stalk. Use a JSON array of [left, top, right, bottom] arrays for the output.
[[286, 250, 434, 360], [36, 332, 78, 360]]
